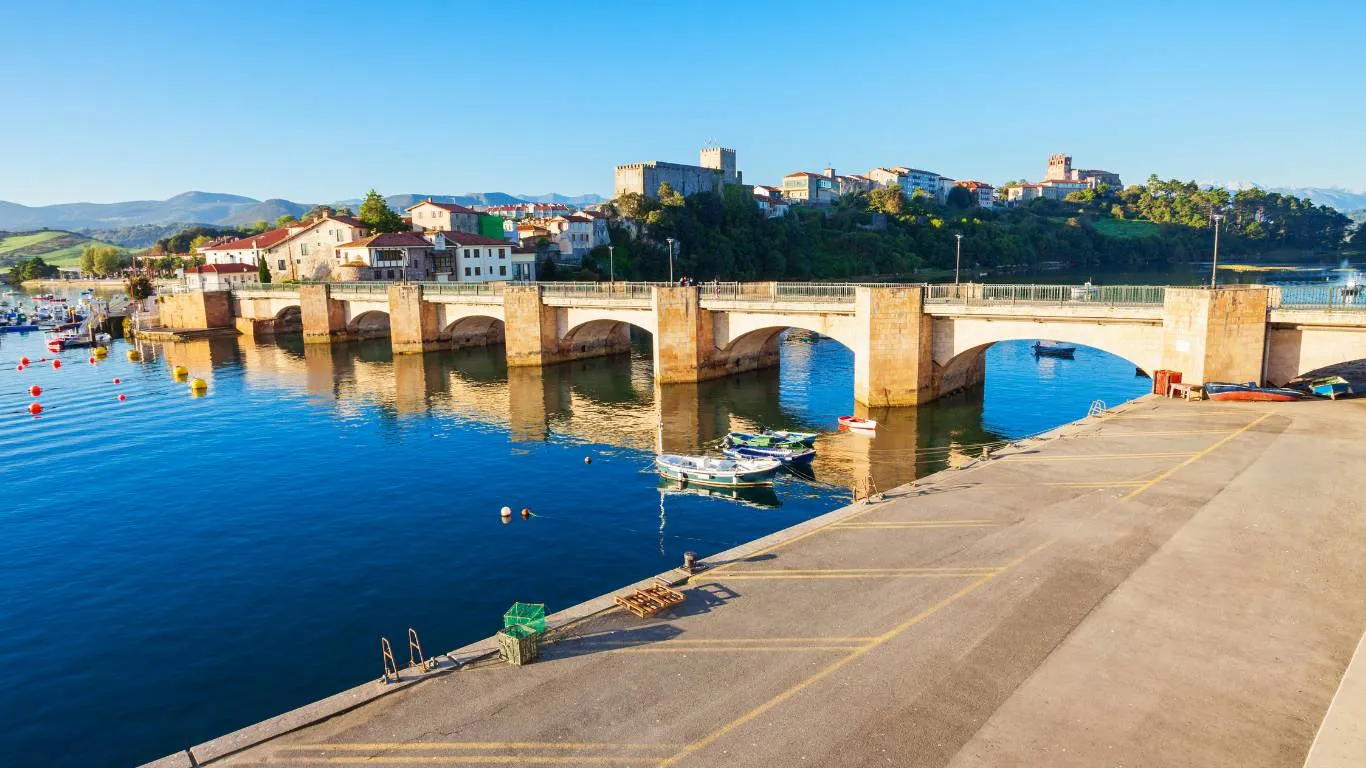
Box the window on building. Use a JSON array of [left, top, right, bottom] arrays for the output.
[[464, 266, 471, 276], [499, 248, 506, 258], [277, 260, 285, 270], [499, 265, 506, 276], [475, 267, 480, 275], [300, 243, 309, 256]]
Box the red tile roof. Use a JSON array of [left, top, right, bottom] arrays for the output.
[[327, 214, 367, 228], [203, 227, 294, 251], [434, 230, 512, 247], [405, 199, 478, 215], [955, 180, 993, 190], [186, 263, 258, 274], [336, 232, 434, 249]]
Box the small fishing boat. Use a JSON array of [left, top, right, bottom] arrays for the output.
[[762, 430, 818, 446], [1203, 382, 1305, 402], [838, 416, 878, 431], [726, 431, 807, 450], [1032, 341, 1076, 358], [1, 324, 38, 333], [654, 454, 781, 487], [723, 444, 816, 464], [1309, 376, 1353, 400], [657, 479, 781, 508]]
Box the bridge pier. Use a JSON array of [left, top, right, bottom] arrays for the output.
[[300, 284, 350, 344], [853, 286, 934, 407], [388, 284, 443, 354], [1160, 287, 1270, 384]]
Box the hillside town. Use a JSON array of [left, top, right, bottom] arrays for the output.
[[182, 149, 1121, 287]]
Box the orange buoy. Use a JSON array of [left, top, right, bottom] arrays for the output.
[[28, 385, 41, 397], [51, 360, 62, 369], [521, 508, 531, 519], [118, 394, 127, 402], [28, 402, 42, 415], [112, 377, 121, 385]]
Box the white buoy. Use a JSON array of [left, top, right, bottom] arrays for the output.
[[500, 506, 512, 520]]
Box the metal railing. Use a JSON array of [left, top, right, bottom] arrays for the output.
[[929, 283, 1166, 307], [418, 281, 502, 297], [328, 282, 391, 296], [531, 281, 670, 300], [1269, 283, 1366, 312], [232, 283, 302, 295]]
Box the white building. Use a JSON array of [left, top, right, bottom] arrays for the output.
[[426, 230, 532, 282], [954, 181, 995, 208], [200, 213, 372, 281], [183, 263, 259, 290], [335, 232, 434, 281], [406, 199, 480, 233], [867, 166, 946, 201]]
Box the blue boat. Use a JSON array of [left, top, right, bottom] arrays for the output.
[[722, 444, 816, 464], [1, 324, 39, 333], [762, 430, 818, 446], [1033, 341, 1075, 358], [1309, 376, 1353, 400]]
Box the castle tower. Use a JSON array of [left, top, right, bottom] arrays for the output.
[[1046, 153, 1073, 181], [700, 146, 739, 184]]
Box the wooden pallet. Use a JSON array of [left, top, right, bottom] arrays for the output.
[[614, 584, 686, 618]]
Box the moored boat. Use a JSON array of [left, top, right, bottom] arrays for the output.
[[654, 454, 781, 487], [762, 430, 818, 446], [722, 444, 816, 464], [1309, 376, 1353, 400], [1204, 382, 1305, 402], [657, 478, 781, 508], [1032, 341, 1076, 358], [838, 416, 878, 431], [726, 431, 807, 450]]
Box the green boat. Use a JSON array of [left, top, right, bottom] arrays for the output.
[[654, 454, 781, 488], [726, 431, 809, 450]]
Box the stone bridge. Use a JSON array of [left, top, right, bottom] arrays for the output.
[[201, 281, 1366, 406]]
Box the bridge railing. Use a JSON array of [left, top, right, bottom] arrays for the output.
[[929, 283, 1167, 307], [418, 281, 502, 297], [231, 283, 303, 296], [1269, 283, 1366, 311], [327, 282, 391, 296], [530, 281, 670, 300]]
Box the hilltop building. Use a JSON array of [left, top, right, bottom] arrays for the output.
[[406, 199, 480, 234], [1006, 154, 1123, 204], [867, 166, 949, 202], [614, 146, 742, 199], [954, 180, 996, 208]]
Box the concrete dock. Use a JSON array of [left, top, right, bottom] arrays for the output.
[[153, 397, 1366, 767]]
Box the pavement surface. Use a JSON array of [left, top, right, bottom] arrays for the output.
[[194, 397, 1366, 767]]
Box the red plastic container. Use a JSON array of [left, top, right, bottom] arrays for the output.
[[1153, 369, 1182, 396]]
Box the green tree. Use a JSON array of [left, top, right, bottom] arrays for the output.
[[257, 254, 272, 283], [79, 244, 98, 275], [188, 234, 212, 255], [657, 182, 686, 208], [359, 189, 406, 232], [125, 274, 154, 300], [275, 214, 299, 228], [868, 184, 906, 215], [946, 186, 976, 209], [93, 246, 123, 276]]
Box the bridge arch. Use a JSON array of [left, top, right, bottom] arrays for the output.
[[719, 325, 852, 374], [934, 338, 1150, 397], [347, 310, 391, 339], [561, 318, 643, 357], [274, 305, 302, 333], [442, 315, 505, 348]]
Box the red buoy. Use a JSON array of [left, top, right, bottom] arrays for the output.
[[28, 402, 42, 415], [113, 377, 121, 385], [118, 394, 127, 402], [19, 357, 29, 366], [15, 364, 23, 372], [52, 360, 62, 369], [39, 357, 46, 362], [28, 385, 41, 397], [88, 356, 96, 364]]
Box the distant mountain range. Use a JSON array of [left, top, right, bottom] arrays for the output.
[[0, 190, 607, 233], [1224, 185, 1366, 214]]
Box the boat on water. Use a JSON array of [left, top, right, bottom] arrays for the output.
[[1308, 376, 1354, 400], [722, 444, 816, 464], [838, 416, 878, 431], [1033, 341, 1076, 358], [0, 324, 39, 333], [654, 454, 781, 487], [1204, 382, 1305, 402], [726, 431, 808, 450], [762, 430, 818, 446]]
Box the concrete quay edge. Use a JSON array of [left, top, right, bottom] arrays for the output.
[[139, 396, 1152, 767]]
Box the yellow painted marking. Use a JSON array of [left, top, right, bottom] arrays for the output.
[[832, 520, 999, 529], [597, 637, 878, 644], [1041, 481, 1148, 488], [1000, 451, 1197, 462], [1107, 412, 1261, 421], [1079, 429, 1237, 437], [276, 757, 658, 765], [1118, 411, 1273, 503], [659, 541, 1057, 767], [609, 645, 866, 653], [292, 743, 676, 751]]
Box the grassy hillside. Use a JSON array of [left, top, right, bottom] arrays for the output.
[[1089, 218, 1162, 239], [0, 230, 122, 267]]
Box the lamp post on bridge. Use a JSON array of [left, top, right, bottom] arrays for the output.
[[1210, 214, 1223, 288], [954, 233, 963, 285], [666, 238, 675, 284], [607, 244, 615, 289]]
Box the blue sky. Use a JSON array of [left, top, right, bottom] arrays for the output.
[[2, 0, 1363, 205]]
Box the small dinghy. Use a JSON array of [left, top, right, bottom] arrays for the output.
[[726, 431, 808, 450], [655, 454, 781, 487], [1308, 376, 1353, 400], [762, 430, 818, 446], [838, 416, 878, 431], [722, 444, 816, 464], [1032, 341, 1076, 358], [1204, 382, 1305, 402]]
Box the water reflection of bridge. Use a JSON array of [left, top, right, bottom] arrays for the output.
[[140, 335, 1005, 498]]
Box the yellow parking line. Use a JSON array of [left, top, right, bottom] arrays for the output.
[[1001, 451, 1196, 462], [1118, 412, 1273, 503], [1042, 481, 1148, 487], [291, 743, 677, 751], [832, 521, 999, 529], [275, 758, 659, 765], [609, 645, 866, 654], [1079, 429, 1237, 437]]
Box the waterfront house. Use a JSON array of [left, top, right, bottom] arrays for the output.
[[184, 263, 259, 290], [334, 232, 434, 281], [201, 212, 372, 282], [201, 227, 295, 268], [425, 230, 531, 282], [406, 199, 480, 234]]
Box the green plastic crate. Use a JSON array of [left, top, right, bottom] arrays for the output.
[[504, 602, 546, 633]]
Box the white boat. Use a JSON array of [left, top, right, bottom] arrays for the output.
[[654, 454, 781, 487], [838, 416, 878, 431]]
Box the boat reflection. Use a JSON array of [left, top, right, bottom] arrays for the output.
[[656, 478, 782, 509]]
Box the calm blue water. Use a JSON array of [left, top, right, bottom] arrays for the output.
[[0, 289, 1149, 767]]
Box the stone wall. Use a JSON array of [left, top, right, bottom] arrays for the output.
[[1160, 287, 1268, 384], [157, 290, 232, 330]]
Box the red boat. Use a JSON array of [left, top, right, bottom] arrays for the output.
[[1203, 382, 1304, 402]]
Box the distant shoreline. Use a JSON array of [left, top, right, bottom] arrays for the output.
[[18, 278, 125, 289]]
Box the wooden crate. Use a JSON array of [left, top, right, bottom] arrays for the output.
[[614, 584, 686, 618]]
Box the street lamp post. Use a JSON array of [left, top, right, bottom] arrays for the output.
[[1210, 214, 1223, 288], [954, 233, 963, 285], [666, 238, 675, 283], [608, 244, 615, 287]]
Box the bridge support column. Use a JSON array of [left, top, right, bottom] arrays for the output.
[[652, 286, 718, 383], [504, 285, 558, 367], [1160, 287, 1270, 384], [853, 286, 933, 407], [300, 284, 348, 344], [388, 284, 442, 354]]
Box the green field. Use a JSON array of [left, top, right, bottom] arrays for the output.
[[0, 230, 122, 267]]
